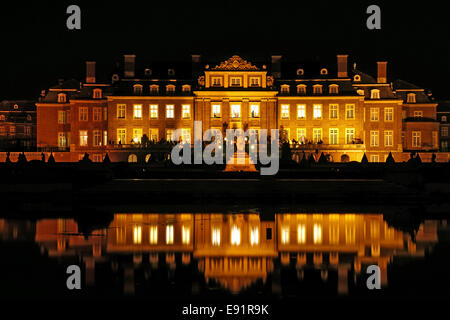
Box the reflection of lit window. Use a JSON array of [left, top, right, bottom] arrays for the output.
[[231, 225, 241, 246], [297, 224, 306, 244], [133, 225, 142, 244], [182, 225, 190, 245], [212, 227, 221, 246], [166, 225, 174, 244], [329, 225, 339, 244], [116, 227, 126, 244], [345, 225, 355, 244], [149, 225, 158, 244], [313, 224, 322, 244], [370, 221, 380, 239], [250, 226, 259, 246], [281, 226, 290, 244]]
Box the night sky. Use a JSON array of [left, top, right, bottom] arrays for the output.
[[1, 1, 449, 100]]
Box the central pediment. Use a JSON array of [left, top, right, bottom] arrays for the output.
[[212, 55, 260, 71]]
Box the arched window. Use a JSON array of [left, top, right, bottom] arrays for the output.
[[296, 69, 304, 76], [329, 84, 339, 94], [370, 89, 380, 99], [58, 93, 67, 103], [442, 115, 447, 122], [93, 88, 102, 99], [150, 84, 159, 94], [128, 154, 138, 163], [182, 84, 191, 93], [407, 93, 416, 103], [353, 75, 361, 82], [297, 84, 306, 94], [166, 84, 176, 94], [320, 68, 328, 75], [313, 84, 323, 94], [133, 84, 143, 95], [280, 84, 290, 94]]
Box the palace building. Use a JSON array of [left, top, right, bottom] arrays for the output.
[[34, 54, 441, 163]]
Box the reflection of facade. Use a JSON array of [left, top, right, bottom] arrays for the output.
[[30, 213, 442, 295]]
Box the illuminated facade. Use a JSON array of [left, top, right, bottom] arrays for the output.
[[35, 54, 440, 162]]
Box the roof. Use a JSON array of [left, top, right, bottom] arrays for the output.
[[0, 100, 36, 111]]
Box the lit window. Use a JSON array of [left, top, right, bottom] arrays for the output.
[[150, 105, 158, 119], [231, 225, 241, 246], [407, 93, 416, 103], [297, 224, 306, 244], [414, 111, 423, 118], [313, 224, 322, 244], [329, 104, 338, 119], [182, 104, 191, 119], [212, 104, 221, 118], [117, 128, 126, 144], [182, 226, 190, 245], [212, 227, 221, 246], [149, 225, 158, 244], [384, 131, 393, 147], [133, 105, 142, 119], [58, 111, 66, 124], [58, 93, 66, 103], [329, 84, 339, 94], [133, 84, 143, 95], [231, 104, 241, 118], [58, 132, 66, 147], [230, 77, 241, 87], [93, 130, 102, 146], [93, 89, 102, 99], [370, 107, 379, 121], [370, 131, 379, 147], [79, 107, 88, 121], [79, 130, 88, 146], [345, 128, 355, 144], [281, 105, 290, 119], [412, 131, 421, 147], [354, 75, 361, 81], [166, 225, 174, 244], [346, 104, 355, 119], [103, 130, 107, 146], [329, 128, 339, 145], [313, 128, 322, 143], [297, 128, 306, 144], [370, 155, 379, 163], [442, 127, 448, 137], [250, 226, 259, 246], [297, 84, 306, 94], [357, 89, 365, 95], [313, 85, 322, 94], [149, 128, 159, 141], [281, 226, 289, 244], [133, 128, 143, 143], [385, 107, 393, 121], [297, 105, 306, 119], [133, 225, 142, 244], [117, 104, 126, 119], [370, 89, 380, 99], [249, 77, 260, 87], [166, 129, 174, 142], [313, 104, 322, 119], [166, 105, 174, 118], [93, 107, 102, 121], [181, 128, 191, 143], [329, 224, 339, 244], [250, 104, 260, 118]]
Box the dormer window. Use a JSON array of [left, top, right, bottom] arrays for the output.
[[280, 84, 290, 94], [297, 84, 306, 94], [133, 84, 143, 95], [0, 115, 5, 121], [370, 89, 380, 99], [212, 77, 222, 87], [414, 111, 423, 118], [249, 77, 260, 87], [93, 88, 102, 99], [329, 84, 339, 94], [27, 115, 32, 121], [150, 84, 159, 94], [58, 93, 67, 103], [407, 93, 416, 103], [144, 68, 152, 76], [357, 89, 365, 96], [353, 75, 361, 82], [182, 84, 191, 93], [297, 69, 304, 76], [320, 68, 328, 75], [313, 84, 323, 94], [13, 104, 19, 109], [442, 116, 447, 122], [166, 84, 176, 94], [230, 77, 242, 87], [168, 69, 175, 76]]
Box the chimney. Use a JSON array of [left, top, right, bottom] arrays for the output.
[[271, 55, 282, 79], [337, 55, 348, 78], [191, 54, 201, 77], [377, 61, 387, 83], [124, 54, 136, 78], [86, 61, 96, 83]]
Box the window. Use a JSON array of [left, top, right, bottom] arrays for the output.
[[329, 104, 338, 119], [93, 89, 102, 99], [281, 226, 289, 244], [433, 131, 438, 148], [166, 105, 174, 118], [297, 105, 306, 119], [412, 131, 421, 147], [212, 104, 221, 118], [370, 89, 380, 99], [58, 132, 66, 147], [442, 116, 447, 122], [313, 224, 322, 244], [9, 126, 15, 135], [370, 155, 379, 163], [93, 130, 102, 146], [280, 85, 289, 94], [281, 105, 289, 119], [212, 227, 221, 246], [166, 85, 175, 94], [0, 115, 5, 121], [231, 104, 241, 118], [313, 104, 322, 119], [133, 128, 143, 143], [250, 226, 259, 246], [166, 129, 174, 141], [442, 141, 449, 152], [103, 131, 108, 146], [249, 77, 260, 87], [117, 104, 126, 119], [149, 128, 159, 141], [103, 108, 107, 121], [385, 107, 393, 121], [407, 93, 416, 103], [93, 107, 102, 121], [58, 93, 66, 103], [0, 126, 5, 135], [370, 108, 379, 121], [329, 84, 339, 94], [25, 126, 31, 136], [346, 104, 355, 119], [133, 105, 142, 119], [182, 105, 191, 119], [79, 130, 88, 146], [150, 85, 159, 94], [182, 226, 190, 245], [212, 77, 222, 87], [357, 89, 365, 96], [181, 128, 191, 143], [182, 85, 191, 93], [166, 225, 174, 244], [414, 111, 423, 118], [79, 107, 88, 121], [133, 84, 143, 95], [297, 84, 306, 94], [58, 111, 66, 124], [313, 128, 322, 143], [384, 131, 393, 147], [354, 75, 361, 81], [313, 85, 323, 94], [320, 68, 328, 75], [250, 104, 260, 118], [329, 128, 339, 144], [150, 105, 158, 119], [370, 131, 379, 147], [117, 128, 126, 144], [230, 226, 241, 245], [297, 128, 306, 143], [230, 77, 241, 87], [442, 127, 448, 137]]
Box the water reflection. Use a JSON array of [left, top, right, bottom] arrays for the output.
[[0, 213, 446, 297]]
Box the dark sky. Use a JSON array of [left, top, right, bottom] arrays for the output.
[[1, 1, 449, 100]]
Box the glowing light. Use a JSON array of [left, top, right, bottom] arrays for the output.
[[281, 226, 290, 244], [149, 225, 158, 244], [250, 226, 259, 245], [133, 225, 142, 244], [297, 224, 306, 244], [212, 227, 221, 246], [231, 225, 241, 246], [182, 225, 190, 245], [313, 224, 322, 244], [166, 224, 174, 244]]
